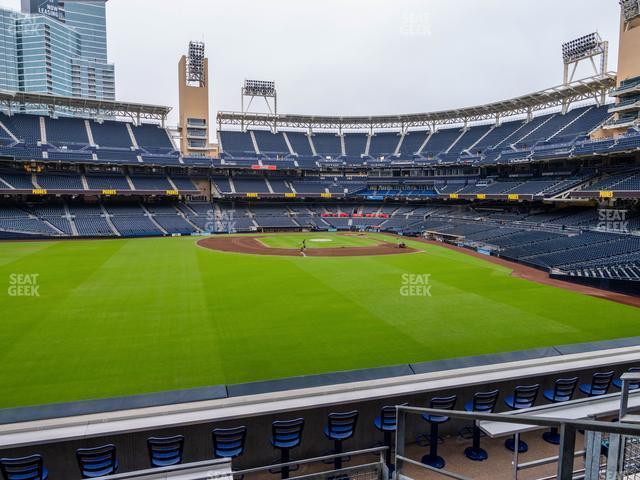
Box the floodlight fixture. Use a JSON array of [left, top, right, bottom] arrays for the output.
[[240, 79, 278, 128], [562, 33, 603, 64], [620, 0, 640, 23], [243, 80, 276, 98], [187, 41, 206, 87], [561, 32, 608, 86]]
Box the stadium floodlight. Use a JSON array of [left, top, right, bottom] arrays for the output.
[[562, 33, 602, 64], [243, 80, 276, 98], [561, 32, 608, 85], [240, 79, 278, 127], [187, 41, 206, 87], [620, 0, 640, 23]]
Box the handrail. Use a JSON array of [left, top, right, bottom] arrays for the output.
[[91, 458, 230, 479], [395, 404, 640, 480], [234, 446, 388, 476], [396, 406, 640, 435]]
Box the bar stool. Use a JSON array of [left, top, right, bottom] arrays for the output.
[[504, 384, 539, 452], [542, 377, 578, 444], [76, 445, 118, 478], [271, 419, 304, 479], [613, 368, 640, 390], [420, 395, 457, 469], [374, 404, 406, 477], [464, 389, 500, 461], [0, 455, 48, 480], [579, 371, 614, 397], [324, 411, 359, 470], [212, 426, 247, 462]]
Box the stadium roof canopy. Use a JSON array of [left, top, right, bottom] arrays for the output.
[[0, 91, 172, 123], [217, 73, 616, 132]]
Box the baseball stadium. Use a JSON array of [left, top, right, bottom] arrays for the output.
[[0, 1, 640, 479]]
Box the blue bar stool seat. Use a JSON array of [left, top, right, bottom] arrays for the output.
[[420, 395, 457, 469], [504, 385, 539, 453], [76, 445, 118, 478], [613, 368, 640, 390], [542, 377, 578, 444], [270, 419, 304, 479], [464, 389, 500, 461], [147, 435, 184, 467], [374, 404, 405, 478], [579, 371, 614, 397], [0, 455, 48, 480], [213, 426, 247, 461], [324, 411, 358, 470]]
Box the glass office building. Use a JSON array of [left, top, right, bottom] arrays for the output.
[[0, 0, 115, 105]]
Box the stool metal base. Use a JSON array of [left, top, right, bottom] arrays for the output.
[[421, 454, 445, 469], [542, 428, 561, 445], [464, 446, 488, 462], [505, 437, 528, 453]]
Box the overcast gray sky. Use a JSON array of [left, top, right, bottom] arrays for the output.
[[0, 0, 623, 126]]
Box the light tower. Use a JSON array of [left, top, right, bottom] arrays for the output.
[[561, 32, 609, 85], [240, 79, 277, 131], [178, 41, 217, 157]]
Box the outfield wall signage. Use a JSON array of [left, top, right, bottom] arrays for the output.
[[102, 189, 117, 196], [32, 189, 47, 195], [246, 193, 259, 198], [166, 190, 179, 196], [599, 191, 614, 198]]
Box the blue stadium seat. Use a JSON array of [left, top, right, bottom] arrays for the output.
[[579, 371, 615, 397], [147, 435, 184, 467], [0, 455, 48, 480], [76, 445, 118, 478], [464, 389, 500, 461], [323, 410, 359, 470], [504, 384, 539, 452], [613, 367, 640, 390], [270, 419, 304, 479], [542, 377, 578, 444], [420, 395, 457, 469], [212, 426, 247, 460]]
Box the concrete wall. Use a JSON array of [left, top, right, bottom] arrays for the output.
[[617, 14, 640, 85]]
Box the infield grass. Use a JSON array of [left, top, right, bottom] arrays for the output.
[[1, 233, 638, 409], [258, 232, 384, 249]]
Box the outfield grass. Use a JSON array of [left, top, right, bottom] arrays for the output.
[[258, 233, 383, 249], [1, 233, 638, 409]]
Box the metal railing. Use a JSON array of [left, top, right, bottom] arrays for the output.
[[395, 405, 640, 480], [92, 459, 232, 479], [92, 447, 388, 480], [234, 446, 388, 478]]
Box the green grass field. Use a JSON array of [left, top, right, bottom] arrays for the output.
[[258, 233, 383, 249], [1, 233, 638, 409]]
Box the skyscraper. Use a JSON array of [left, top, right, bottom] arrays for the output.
[[0, 0, 115, 105]]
